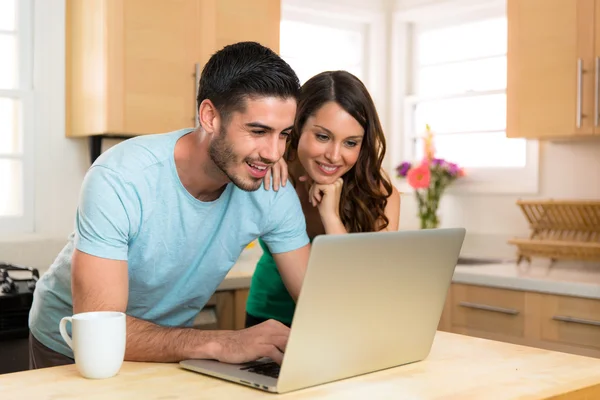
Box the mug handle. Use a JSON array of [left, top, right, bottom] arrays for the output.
[[59, 316, 73, 350]]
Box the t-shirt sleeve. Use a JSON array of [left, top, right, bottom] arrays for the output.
[[260, 184, 309, 254], [74, 166, 140, 261]]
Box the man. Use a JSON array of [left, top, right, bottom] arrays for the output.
[[28, 42, 310, 369]]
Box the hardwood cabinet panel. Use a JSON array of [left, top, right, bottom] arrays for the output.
[[120, 0, 202, 134], [540, 293, 600, 351], [66, 0, 280, 138], [214, 0, 280, 53], [507, 0, 596, 139], [450, 283, 526, 339], [67, 0, 202, 137], [444, 283, 600, 358], [437, 287, 452, 332], [234, 288, 250, 331]]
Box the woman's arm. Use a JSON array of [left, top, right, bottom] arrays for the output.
[[318, 182, 401, 234], [307, 178, 348, 235], [321, 214, 348, 234]]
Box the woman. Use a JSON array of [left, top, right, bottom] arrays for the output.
[[245, 70, 401, 327]]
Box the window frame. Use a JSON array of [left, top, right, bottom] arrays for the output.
[[279, 17, 368, 85], [0, 0, 34, 234], [390, 0, 539, 195], [280, 1, 388, 143]]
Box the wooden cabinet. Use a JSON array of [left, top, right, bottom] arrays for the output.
[[450, 284, 526, 341], [439, 283, 600, 358], [66, 0, 280, 138], [193, 288, 249, 331], [507, 0, 600, 139], [539, 293, 600, 353]]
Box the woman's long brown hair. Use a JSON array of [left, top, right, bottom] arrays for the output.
[[287, 71, 393, 233]]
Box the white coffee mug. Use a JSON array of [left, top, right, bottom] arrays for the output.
[[59, 311, 126, 379]]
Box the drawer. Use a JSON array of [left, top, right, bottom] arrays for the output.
[[541, 294, 600, 351], [451, 284, 526, 338]]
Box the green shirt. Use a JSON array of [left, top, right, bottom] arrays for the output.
[[246, 238, 297, 325]]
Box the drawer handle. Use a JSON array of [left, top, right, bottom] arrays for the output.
[[552, 315, 600, 327], [194, 62, 201, 126], [458, 301, 519, 315], [594, 57, 600, 127], [576, 58, 583, 128]]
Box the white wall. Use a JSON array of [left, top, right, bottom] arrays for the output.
[[33, 0, 90, 236]]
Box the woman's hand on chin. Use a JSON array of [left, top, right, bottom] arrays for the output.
[[307, 178, 343, 218]]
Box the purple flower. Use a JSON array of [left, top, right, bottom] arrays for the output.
[[396, 161, 412, 177], [446, 162, 460, 176], [431, 158, 445, 167]]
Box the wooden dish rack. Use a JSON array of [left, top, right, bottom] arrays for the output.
[[508, 200, 600, 265]]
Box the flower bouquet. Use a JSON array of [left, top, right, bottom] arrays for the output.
[[396, 125, 464, 229]]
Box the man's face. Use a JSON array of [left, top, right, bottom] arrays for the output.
[[208, 96, 296, 191]]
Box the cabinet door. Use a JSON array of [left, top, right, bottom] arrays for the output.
[[118, 0, 202, 135], [214, 0, 280, 53], [507, 0, 595, 139], [540, 294, 600, 352], [450, 284, 526, 341], [595, 0, 600, 133], [67, 0, 281, 138]]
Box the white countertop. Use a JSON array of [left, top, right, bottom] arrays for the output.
[[224, 248, 600, 299], [453, 260, 600, 299]]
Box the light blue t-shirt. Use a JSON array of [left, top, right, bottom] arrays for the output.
[[29, 129, 309, 358]]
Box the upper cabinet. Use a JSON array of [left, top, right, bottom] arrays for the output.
[[66, 0, 280, 138], [507, 0, 600, 139]]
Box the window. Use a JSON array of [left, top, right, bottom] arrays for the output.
[[0, 0, 34, 233], [279, 7, 369, 85], [280, 19, 365, 84], [398, 3, 538, 194]]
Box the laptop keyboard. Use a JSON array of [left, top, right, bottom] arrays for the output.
[[240, 361, 280, 378]]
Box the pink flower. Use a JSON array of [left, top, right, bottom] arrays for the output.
[[407, 164, 431, 189]]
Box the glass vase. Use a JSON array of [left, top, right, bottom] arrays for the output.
[[419, 208, 440, 229]]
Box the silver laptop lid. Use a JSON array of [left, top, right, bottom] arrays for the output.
[[277, 228, 466, 393]]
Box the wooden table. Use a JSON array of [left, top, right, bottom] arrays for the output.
[[2, 332, 600, 399]]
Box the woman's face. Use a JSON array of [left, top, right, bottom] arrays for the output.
[[297, 101, 364, 185]]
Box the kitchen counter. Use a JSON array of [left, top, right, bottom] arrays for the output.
[[9, 246, 263, 292], [453, 260, 600, 299], [23, 245, 600, 299], [2, 331, 600, 399]]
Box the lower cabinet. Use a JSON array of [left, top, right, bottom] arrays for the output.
[[193, 288, 249, 331], [438, 283, 600, 358], [197, 283, 600, 359], [538, 293, 600, 355]]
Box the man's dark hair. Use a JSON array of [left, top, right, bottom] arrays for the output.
[[197, 41, 300, 124]]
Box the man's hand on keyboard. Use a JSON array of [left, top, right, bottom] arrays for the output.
[[209, 319, 289, 365]]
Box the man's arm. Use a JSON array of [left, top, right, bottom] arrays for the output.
[[272, 243, 311, 301], [71, 249, 290, 364]]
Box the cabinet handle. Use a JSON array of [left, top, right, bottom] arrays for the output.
[[552, 315, 600, 327], [577, 58, 583, 128], [595, 57, 599, 127], [194, 62, 201, 126], [458, 301, 519, 315]]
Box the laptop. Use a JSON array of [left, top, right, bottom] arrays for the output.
[[180, 227, 466, 393]]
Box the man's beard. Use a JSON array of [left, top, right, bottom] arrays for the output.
[[208, 128, 265, 192]]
